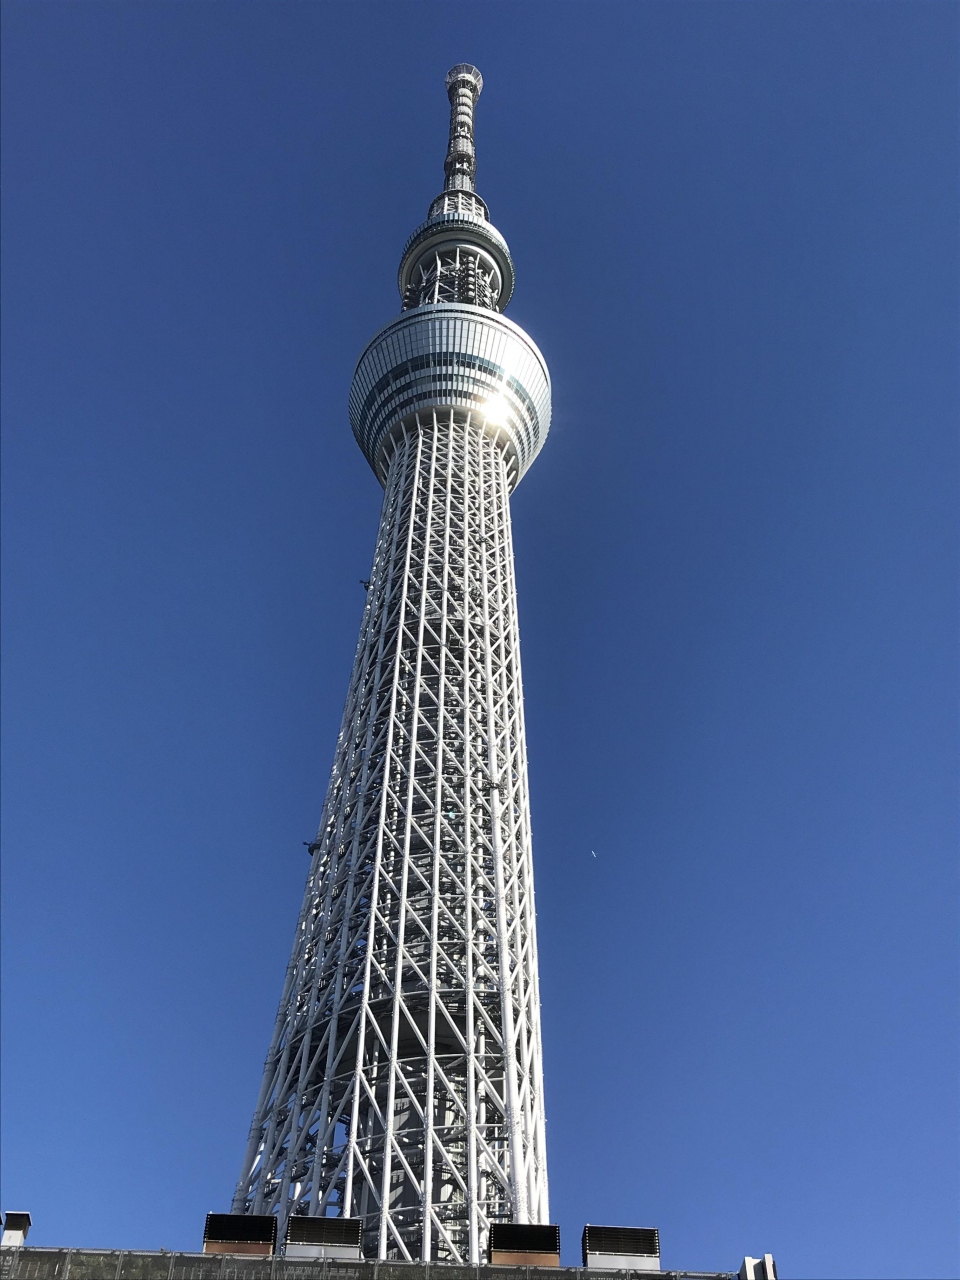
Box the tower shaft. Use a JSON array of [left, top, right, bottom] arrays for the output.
[[235, 412, 547, 1259], [235, 66, 552, 1263]]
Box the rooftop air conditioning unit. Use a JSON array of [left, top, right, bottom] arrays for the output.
[[285, 1216, 363, 1260], [582, 1224, 661, 1272], [739, 1255, 777, 1280], [0, 1213, 31, 1250], [202, 1213, 277, 1256], [488, 1222, 561, 1267]]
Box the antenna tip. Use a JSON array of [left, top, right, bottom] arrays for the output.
[[446, 64, 483, 98]]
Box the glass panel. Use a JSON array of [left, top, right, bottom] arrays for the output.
[[115, 1254, 176, 1280], [6, 1251, 72, 1280], [167, 1256, 226, 1280], [62, 1253, 122, 1280]]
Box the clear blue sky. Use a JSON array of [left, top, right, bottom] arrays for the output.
[[2, 4, 956, 1277]]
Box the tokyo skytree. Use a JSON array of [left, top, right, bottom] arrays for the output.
[[234, 65, 551, 1264]]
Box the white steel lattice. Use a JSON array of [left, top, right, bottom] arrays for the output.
[[234, 411, 548, 1259], [234, 63, 551, 1262]]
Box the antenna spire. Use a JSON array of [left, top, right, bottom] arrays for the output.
[[443, 64, 483, 192], [404, 63, 515, 311]]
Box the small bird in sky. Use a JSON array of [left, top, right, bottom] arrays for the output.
[[591, 850, 597, 858]]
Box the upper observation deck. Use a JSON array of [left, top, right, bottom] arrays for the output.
[[349, 65, 550, 489]]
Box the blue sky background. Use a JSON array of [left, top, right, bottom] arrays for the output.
[[2, 4, 956, 1277]]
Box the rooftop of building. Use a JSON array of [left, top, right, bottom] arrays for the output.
[[0, 1251, 737, 1280]]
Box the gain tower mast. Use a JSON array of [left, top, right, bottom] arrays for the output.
[[234, 65, 551, 1264]]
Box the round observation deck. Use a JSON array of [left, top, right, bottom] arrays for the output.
[[349, 304, 551, 491], [398, 213, 515, 311]]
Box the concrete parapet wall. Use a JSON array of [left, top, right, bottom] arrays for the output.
[[2, 1252, 735, 1280]]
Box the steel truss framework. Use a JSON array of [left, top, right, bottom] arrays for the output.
[[235, 64, 551, 1263], [235, 411, 548, 1259]]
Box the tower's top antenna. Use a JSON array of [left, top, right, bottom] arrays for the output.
[[443, 64, 483, 193], [399, 63, 515, 311]]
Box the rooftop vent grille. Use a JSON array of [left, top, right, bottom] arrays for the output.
[[285, 1218, 363, 1247], [582, 1225, 660, 1262], [203, 1214, 277, 1246], [489, 1223, 561, 1255]]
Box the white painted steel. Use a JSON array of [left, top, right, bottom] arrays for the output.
[[349, 306, 551, 489], [235, 408, 549, 1259], [234, 65, 550, 1264]]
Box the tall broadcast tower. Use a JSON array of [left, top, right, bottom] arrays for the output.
[[234, 65, 551, 1264]]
